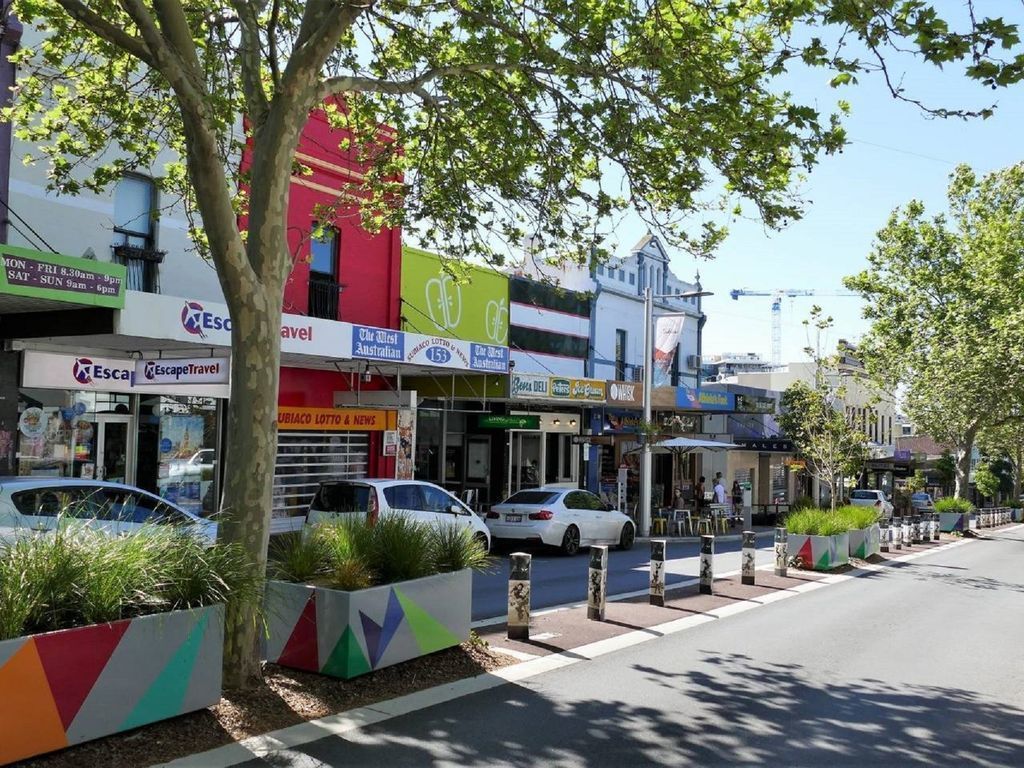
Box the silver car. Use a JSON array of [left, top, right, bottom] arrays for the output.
[[0, 477, 216, 543], [486, 487, 635, 556]]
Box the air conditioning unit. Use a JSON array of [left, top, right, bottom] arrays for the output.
[[631, 366, 643, 382], [686, 355, 701, 370]]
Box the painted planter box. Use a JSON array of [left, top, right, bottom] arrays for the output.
[[939, 513, 967, 533], [788, 532, 850, 571], [0, 604, 223, 766], [848, 524, 881, 559], [265, 569, 471, 679]]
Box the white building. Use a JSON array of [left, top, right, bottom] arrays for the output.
[[702, 352, 773, 382]]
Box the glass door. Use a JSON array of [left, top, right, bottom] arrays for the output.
[[509, 431, 542, 495], [96, 415, 133, 483]]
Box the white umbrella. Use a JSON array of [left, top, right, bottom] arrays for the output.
[[629, 437, 740, 455]]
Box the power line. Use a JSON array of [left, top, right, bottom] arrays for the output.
[[848, 138, 956, 166], [0, 196, 60, 253]]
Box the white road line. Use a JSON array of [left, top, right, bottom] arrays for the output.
[[161, 534, 975, 768]]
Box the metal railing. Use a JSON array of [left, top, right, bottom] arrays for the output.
[[308, 272, 342, 320]]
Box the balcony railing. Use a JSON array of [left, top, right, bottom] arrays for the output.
[[308, 272, 342, 320], [112, 244, 164, 293]]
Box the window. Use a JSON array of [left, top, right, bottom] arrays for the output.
[[615, 329, 627, 381], [504, 491, 559, 505], [629, 272, 635, 286], [421, 485, 458, 513], [564, 491, 589, 510], [112, 175, 160, 292], [313, 482, 372, 513], [670, 344, 680, 385], [310, 224, 339, 276], [384, 484, 425, 511], [309, 224, 341, 320], [618, 269, 625, 281], [596, 265, 604, 276]]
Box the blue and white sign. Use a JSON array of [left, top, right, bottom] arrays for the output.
[[350, 324, 510, 373], [352, 325, 404, 362], [676, 387, 736, 411]]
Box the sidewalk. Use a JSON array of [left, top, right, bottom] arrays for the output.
[[637, 525, 776, 545]]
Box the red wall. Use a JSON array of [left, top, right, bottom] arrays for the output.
[[281, 108, 402, 329]]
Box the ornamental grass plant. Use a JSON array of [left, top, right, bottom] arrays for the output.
[[269, 515, 492, 591], [935, 497, 973, 515], [0, 523, 259, 642], [784, 505, 881, 536]]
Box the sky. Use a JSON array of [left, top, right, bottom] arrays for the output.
[[604, 11, 1024, 366]]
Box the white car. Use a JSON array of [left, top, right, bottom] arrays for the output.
[[486, 487, 636, 556], [849, 489, 894, 518], [306, 479, 491, 551], [0, 477, 217, 543]]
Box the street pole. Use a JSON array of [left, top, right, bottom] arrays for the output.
[[641, 286, 654, 538]]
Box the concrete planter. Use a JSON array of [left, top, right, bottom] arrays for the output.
[[788, 532, 850, 571], [264, 569, 471, 679], [0, 605, 223, 766], [848, 524, 881, 559], [939, 512, 967, 533]]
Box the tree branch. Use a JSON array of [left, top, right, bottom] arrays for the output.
[[51, 0, 156, 68], [230, 0, 270, 125]]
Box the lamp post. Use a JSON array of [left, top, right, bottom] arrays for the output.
[[640, 287, 713, 537]]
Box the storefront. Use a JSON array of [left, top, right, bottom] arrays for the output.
[[15, 350, 229, 516]]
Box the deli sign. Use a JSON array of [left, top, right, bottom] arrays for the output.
[[134, 357, 229, 385]]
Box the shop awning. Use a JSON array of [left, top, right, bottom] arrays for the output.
[[629, 437, 740, 455]]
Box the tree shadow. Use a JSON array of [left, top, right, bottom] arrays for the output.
[[248, 650, 1024, 767]]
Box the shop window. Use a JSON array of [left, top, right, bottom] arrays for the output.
[[112, 174, 162, 293], [415, 409, 442, 482], [309, 223, 341, 320]]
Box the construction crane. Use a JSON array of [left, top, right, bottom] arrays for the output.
[[729, 288, 856, 368]]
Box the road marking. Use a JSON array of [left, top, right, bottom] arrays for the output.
[[162, 533, 981, 768], [490, 647, 541, 661]]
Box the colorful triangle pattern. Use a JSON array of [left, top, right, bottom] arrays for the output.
[[322, 626, 371, 678], [359, 588, 406, 668], [797, 538, 813, 566], [34, 619, 130, 730], [0, 639, 68, 764], [395, 588, 461, 654], [278, 592, 319, 671]]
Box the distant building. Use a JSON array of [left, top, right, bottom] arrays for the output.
[[702, 352, 773, 382]]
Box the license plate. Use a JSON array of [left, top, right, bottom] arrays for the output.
[[505, 514, 523, 523]]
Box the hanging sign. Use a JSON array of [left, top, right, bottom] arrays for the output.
[[134, 357, 229, 385]]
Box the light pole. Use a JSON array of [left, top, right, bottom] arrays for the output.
[[640, 287, 713, 537]]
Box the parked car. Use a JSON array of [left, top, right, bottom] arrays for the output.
[[849, 489, 894, 518], [486, 487, 636, 556], [0, 477, 216, 543], [306, 479, 491, 551], [910, 492, 935, 512]]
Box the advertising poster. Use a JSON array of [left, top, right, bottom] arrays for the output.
[[158, 414, 205, 514], [653, 315, 685, 388], [395, 409, 415, 480]]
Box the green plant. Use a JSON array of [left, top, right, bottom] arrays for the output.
[[834, 505, 881, 530], [790, 496, 816, 511], [784, 508, 848, 536], [428, 525, 492, 574], [366, 515, 435, 584], [268, 532, 332, 585], [0, 523, 257, 642], [935, 497, 973, 515]]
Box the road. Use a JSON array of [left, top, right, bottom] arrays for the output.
[[472, 534, 775, 621], [241, 527, 1024, 767]]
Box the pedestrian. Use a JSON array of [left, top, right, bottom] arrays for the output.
[[714, 477, 727, 505], [732, 480, 743, 507], [694, 476, 706, 509]]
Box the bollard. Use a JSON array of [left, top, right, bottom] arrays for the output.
[[920, 514, 931, 542], [903, 517, 912, 547], [913, 515, 922, 544], [508, 553, 532, 641], [880, 519, 890, 553], [893, 517, 902, 549], [587, 545, 608, 621], [774, 527, 788, 577], [699, 535, 714, 595], [741, 531, 756, 586], [934, 513, 941, 540], [649, 540, 666, 607]]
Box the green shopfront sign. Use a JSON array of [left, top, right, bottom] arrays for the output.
[[0, 244, 126, 309], [401, 246, 509, 345], [478, 414, 541, 429]]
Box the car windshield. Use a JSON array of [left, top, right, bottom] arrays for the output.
[[313, 483, 371, 512], [911, 493, 931, 500], [501, 491, 560, 505], [851, 490, 880, 500]]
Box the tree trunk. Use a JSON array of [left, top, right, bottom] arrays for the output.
[[218, 283, 284, 689], [953, 444, 973, 501]]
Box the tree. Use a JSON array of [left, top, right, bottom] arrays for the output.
[[935, 452, 956, 497], [906, 470, 926, 494], [974, 462, 1000, 502], [6, 2, 1023, 687], [845, 164, 1024, 501], [778, 308, 868, 512], [979, 418, 1024, 501]]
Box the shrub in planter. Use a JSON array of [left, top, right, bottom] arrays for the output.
[[783, 509, 850, 570], [935, 497, 973, 532], [836, 506, 882, 559], [0, 525, 256, 765], [265, 516, 491, 679]]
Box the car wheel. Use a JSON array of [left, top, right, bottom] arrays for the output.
[[473, 531, 490, 554], [617, 523, 635, 551], [561, 525, 581, 556]]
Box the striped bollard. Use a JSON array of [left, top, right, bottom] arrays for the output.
[[774, 527, 788, 577], [934, 513, 941, 540], [893, 517, 902, 549], [913, 515, 923, 544], [508, 553, 532, 641], [921, 514, 931, 542], [741, 531, 756, 586], [880, 519, 890, 553], [903, 517, 912, 547], [650, 540, 666, 607], [699, 535, 714, 595], [587, 545, 608, 621]]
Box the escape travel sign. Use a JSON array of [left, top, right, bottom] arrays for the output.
[[0, 244, 125, 308]]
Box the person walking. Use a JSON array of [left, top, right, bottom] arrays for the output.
[[731, 480, 743, 508], [713, 477, 727, 505], [694, 476, 706, 509]]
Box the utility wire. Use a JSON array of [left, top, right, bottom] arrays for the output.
[[0, 196, 60, 254]]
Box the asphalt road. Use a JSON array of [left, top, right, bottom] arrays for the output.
[[472, 534, 775, 621], [242, 527, 1024, 767]]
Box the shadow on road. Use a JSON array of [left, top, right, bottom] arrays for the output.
[[251, 649, 1024, 767]]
